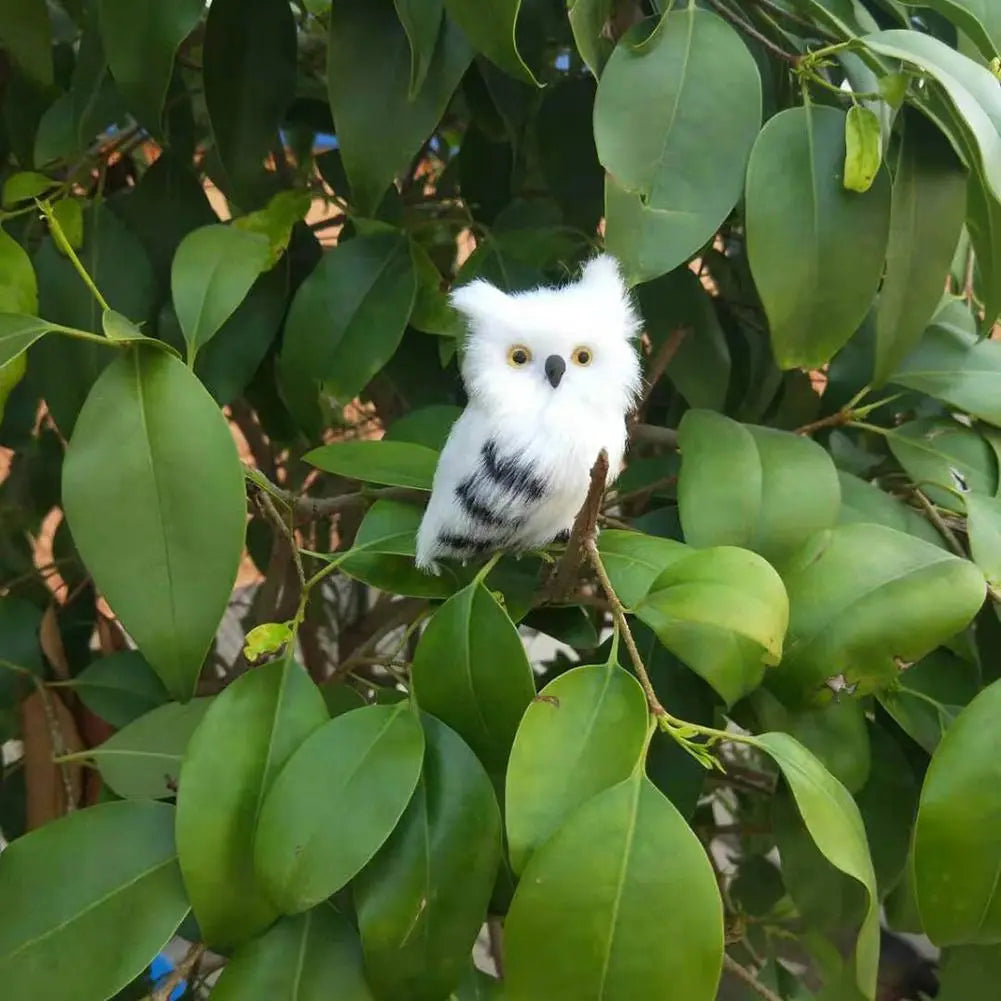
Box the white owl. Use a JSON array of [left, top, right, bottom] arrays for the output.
[[415, 254, 642, 573]]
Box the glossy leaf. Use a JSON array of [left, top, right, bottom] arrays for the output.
[[328, 3, 472, 214], [596, 530, 688, 609], [176, 658, 329, 947], [914, 678, 1001, 944], [754, 732, 879, 999], [101, 308, 145, 342], [97, 0, 204, 128], [677, 409, 841, 567], [874, 110, 967, 384], [62, 348, 246, 700], [171, 224, 272, 362], [0, 226, 38, 314], [0, 0, 52, 85], [254, 703, 425, 914], [212, 905, 376, 1001], [636, 546, 789, 706], [88, 698, 212, 800], [505, 664, 648, 873], [568, 0, 614, 76], [203, 0, 296, 207], [70, 650, 170, 728], [837, 470, 946, 547], [305, 439, 438, 490], [443, 0, 538, 85], [844, 105, 882, 193], [746, 104, 891, 369], [505, 773, 724, 1001], [0, 314, 51, 368], [885, 418, 997, 513], [0, 801, 188, 1000], [281, 231, 417, 416], [411, 581, 535, 781], [355, 714, 501, 1001], [966, 493, 1001, 585], [891, 314, 1001, 428], [775, 523, 985, 700], [938, 944, 1001, 1000], [394, 0, 443, 98], [597, 9, 760, 284]]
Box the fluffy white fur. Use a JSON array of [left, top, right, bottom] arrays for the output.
[[415, 254, 642, 573]]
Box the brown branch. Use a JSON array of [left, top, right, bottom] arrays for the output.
[[636, 326, 688, 418], [150, 943, 205, 1001], [795, 409, 852, 436], [585, 537, 668, 720], [333, 597, 427, 681], [255, 490, 305, 589], [543, 451, 609, 602], [293, 486, 425, 523], [722, 954, 784, 1001], [912, 489, 967, 558], [628, 422, 679, 449]]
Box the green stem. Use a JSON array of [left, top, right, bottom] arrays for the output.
[[37, 199, 111, 314], [50, 323, 126, 348], [473, 552, 503, 585], [803, 70, 881, 100]]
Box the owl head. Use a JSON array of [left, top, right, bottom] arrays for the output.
[[450, 254, 642, 419]]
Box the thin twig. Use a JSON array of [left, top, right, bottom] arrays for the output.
[[700, 0, 802, 63], [544, 451, 609, 602], [257, 490, 305, 589], [150, 943, 205, 1001], [584, 537, 668, 720], [628, 422, 679, 449], [746, 0, 839, 38], [723, 954, 784, 1001], [637, 326, 688, 417], [912, 489, 966, 558], [293, 486, 425, 522]]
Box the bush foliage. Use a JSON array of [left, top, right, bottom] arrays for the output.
[[1, 0, 1001, 999]]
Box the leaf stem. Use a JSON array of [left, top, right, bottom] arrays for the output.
[[50, 323, 126, 348], [36, 199, 111, 313]]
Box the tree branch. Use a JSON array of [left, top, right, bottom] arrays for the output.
[[628, 422, 679, 449], [150, 943, 205, 1001], [722, 954, 784, 1001], [636, 326, 688, 418], [700, 0, 802, 63]]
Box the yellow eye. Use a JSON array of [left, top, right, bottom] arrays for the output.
[[572, 346, 593, 366], [507, 345, 532, 367]]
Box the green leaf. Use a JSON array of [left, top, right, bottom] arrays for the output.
[[0, 801, 189, 1000], [171, 224, 272, 362], [677, 410, 842, 567], [394, 0, 443, 98], [966, 493, 1001, 584], [233, 189, 312, 267], [746, 104, 891, 369], [885, 418, 997, 513], [212, 905, 377, 1001], [596, 530, 688, 609], [938, 944, 1001, 1000], [328, 3, 472, 214], [3, 173, 57, 208], [281, 231, 417, 417], [0, 0, 53, 86], [97, 0, 204, 129], [874, 110, 968, 385], [0, 228, 37, 315], [836, 470, 946, 548], [176, 658, 329, 947], [596, 9, 761, 284], [567, 0, 614, 76], [101, 308, 145, 342], [878, 647, 980, 753], [844, 105, 883, 193], [913, 677, 1001, 944], [352, 497, 424, 555], [774, 523, 986, 701], [636, 546, 789, 706], [385, 404, 461, 451], [243, 622, 294, 662], [87, 698, 212, 799], [62, 348, 246, 700], [355, 714, 501, 1001], [891, 313, 1001, 429], [69, 650, 170, 728], [411, 582, 536, 782], [304, 439, 438, 490], [505, 664, 648, 874], [203, 0, 296, 208], [443, 0, 538, 85], [255, 703, 425, 914], [0, 353, 26, 426], [894, 1, 1001, 65], [0, 314, 51, 368], [505, 773, 724, 1001], [754, 732, 879, 999]]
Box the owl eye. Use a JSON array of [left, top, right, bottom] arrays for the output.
[[572, 347, 593, 366], [507, 345, 532, 367]]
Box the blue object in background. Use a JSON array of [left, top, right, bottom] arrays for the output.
[[150, 953, 186, 1001]]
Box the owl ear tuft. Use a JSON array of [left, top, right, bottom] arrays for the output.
[[579, 254, 628, 296], [449, 279, 513, 330], [579, 254, 642, 340]]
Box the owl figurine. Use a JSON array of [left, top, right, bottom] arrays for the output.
[[415, 254, 642, 573]]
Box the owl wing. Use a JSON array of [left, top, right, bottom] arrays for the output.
[[415, 406, 552, 571]]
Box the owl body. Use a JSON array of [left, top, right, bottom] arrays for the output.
[[415, 255, 642, 572]]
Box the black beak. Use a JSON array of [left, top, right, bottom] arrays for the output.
[[545, 354, 566, 388]]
